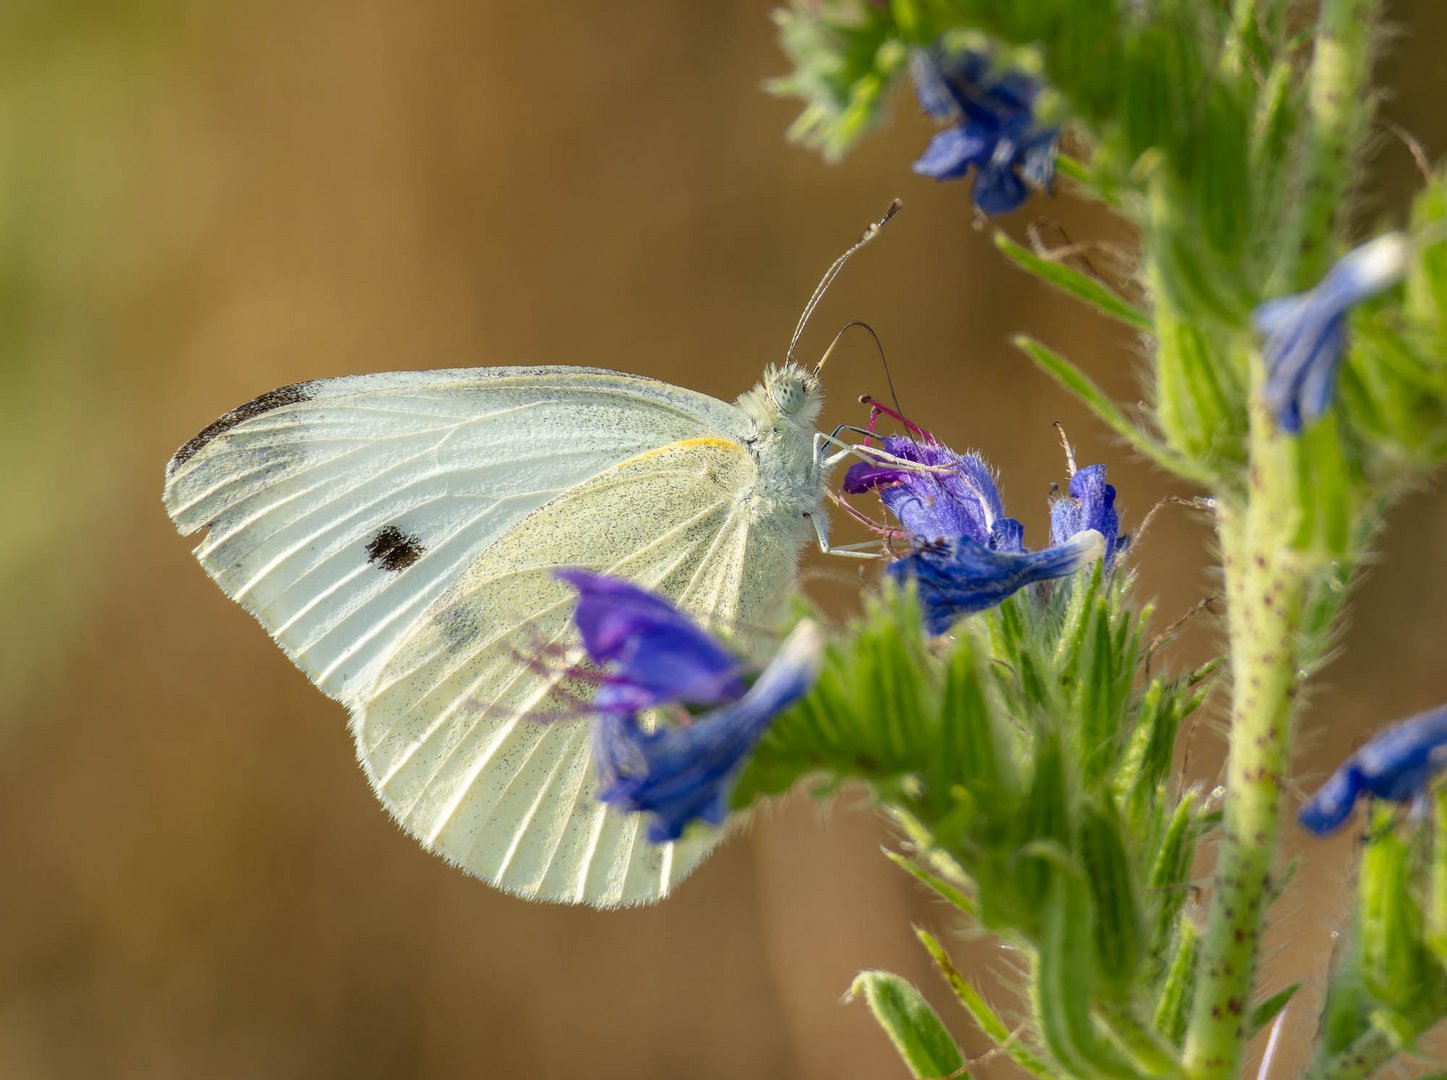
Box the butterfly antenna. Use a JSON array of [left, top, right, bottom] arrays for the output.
[[815, 319, 913, 442], [787, 199, 902, 366], [814, 319, 884, 376]]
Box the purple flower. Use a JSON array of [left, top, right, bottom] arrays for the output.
[[1049, 464, 1127, 565], [845, 437, 1107, 633], [908, 47, 1058, 217], [842, 436, 1014, 545], [1255, 232, 1411, 433], [1298, 703, 1447, 836], [558, 571, 822, 843], [558, 570, 745, 716]]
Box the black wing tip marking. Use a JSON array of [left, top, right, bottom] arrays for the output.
[[365, 525, 426, 572], [168, 381, 315, 474]]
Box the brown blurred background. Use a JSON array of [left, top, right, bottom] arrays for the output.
[[1, 2, 1445, 1077]]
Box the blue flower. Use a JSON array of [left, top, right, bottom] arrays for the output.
[[908, 47, 1058, 217], [844, 437, 1107, 633], [1298, 703, 1447, 836], [1255, 232, 1411, 433], [1049, 464, 1127, 565], [894, 532, 1105, 634], [558, 571, 822, 843], [557, 569, 744, 716], [842, 436, 1016, 545]]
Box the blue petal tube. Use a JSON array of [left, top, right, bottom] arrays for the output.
[[892, 529, 1106, 635], [1255, 232, 1411, 433], [594, 621, 825, 842], [1298, 702, 1447, 835], [557, 570, 744, 715]]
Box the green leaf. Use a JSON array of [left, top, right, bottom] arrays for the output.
[[916, 928, 1054, 1079], [847, 970, 966, 1079], [1080, 799, 1144, 998], [1359, 809, 1428, 1011], [885, 849, 976, 917], [1429, 788, 1447, 968], [1014, 336, 1215, 485], [1153, 918, 1199, 1047], [1148, 298, 1246, 465], [1146, 795, 1202, 960], [994, 232, 1152, 331], [1248, 983, 1300, 1038], [1032, 867, 1146, 1079], [771, 0, 907, 161]]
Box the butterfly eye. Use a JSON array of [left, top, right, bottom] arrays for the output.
[[770, 374, 805, 414]]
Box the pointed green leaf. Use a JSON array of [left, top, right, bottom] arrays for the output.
[[1248, 983, 1300, 1038], [915, 928, 1054, 1079], [847, 971, 966, 1079], [886, 850, 976, 917], [1015, 336, 1215, 485], [1153, 918, 1199, 1047], [1032, 868, 1146, 1079], [995, 232, 1152, 331], [1080, 799, 1144, 998]]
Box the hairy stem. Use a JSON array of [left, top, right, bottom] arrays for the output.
[[1278, 0, 1380, 288], [1183, 389, 1310, 1079]]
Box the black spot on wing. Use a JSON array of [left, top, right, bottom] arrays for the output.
[[366, 525, 425, 572], [169, 381, 314, 472]]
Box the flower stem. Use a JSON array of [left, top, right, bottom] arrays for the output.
[[1183, 389, 1310, 1079]]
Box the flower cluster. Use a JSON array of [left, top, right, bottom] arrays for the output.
[[909, 48, 1058, 217], [843, 436, 1117, 633], [558, 570, 822, 843]]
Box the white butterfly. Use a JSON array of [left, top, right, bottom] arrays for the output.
[[162, 206, 898, 907]]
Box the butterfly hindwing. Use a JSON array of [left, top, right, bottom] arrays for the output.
[[356, 438, 775, 906]]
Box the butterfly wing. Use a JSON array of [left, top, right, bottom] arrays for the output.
[[163, 366, 744, 703], [357, 437, 791, 906]]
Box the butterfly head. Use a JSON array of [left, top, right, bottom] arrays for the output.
[[762, 361, 823, 426]]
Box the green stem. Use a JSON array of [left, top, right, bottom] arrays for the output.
[[1182, 388, 1311, 1079], [1278, 0, 1380, 288]]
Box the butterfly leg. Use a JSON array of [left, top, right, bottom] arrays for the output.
[[805, 510, 883, 559], [812, 431, 954, 473]]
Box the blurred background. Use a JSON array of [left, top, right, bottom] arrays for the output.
[[1, 1, 1445, 1076]]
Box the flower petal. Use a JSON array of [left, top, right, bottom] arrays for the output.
[[970, 161, 1030, 216], [871, 437, 1005, 546], [1299, 703, 1447, 835], [595, 620, 825, 842], [841, 459, 912, 494], [1049, 465, 1122, 563], [1255, 233, 1411, 433], [913, 124, 993, 180], [891, 529, 1106, 634], [557, 570, 744, 714]]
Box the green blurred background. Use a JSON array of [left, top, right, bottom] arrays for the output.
[[1, 2, 1444, 1076]]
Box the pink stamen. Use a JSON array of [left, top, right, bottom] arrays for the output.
[[860, 394, 936, 445]]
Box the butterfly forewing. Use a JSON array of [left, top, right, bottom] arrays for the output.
[[163, 367, 742, 703]]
